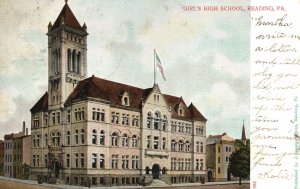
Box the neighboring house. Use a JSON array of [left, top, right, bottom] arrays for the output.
[[3, 122, 31, 179], [0, 140, 4, 175], [30, 2, 207, 187], [206, 132, 235, 182]]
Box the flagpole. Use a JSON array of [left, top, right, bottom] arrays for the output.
[[154, 49, 156, 85]]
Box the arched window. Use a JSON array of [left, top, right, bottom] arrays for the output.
[[92, 129, 97, 144], [171, 140, 177, 151], [111, 133, 118, 146], [154, 112, 160, 130], [76, 51, 81, 74], [67, 49, 71, 72], [162, 115, 167, 131], [132, 135, 138, 148], [178, 140, 184, 152], [122, 134, 128, 147], [147, 112, 152, 129], [72, 49, 76, 72], [122, 96, 129, 106], [100, 130, 105, 145], [186, 141, 190, 152]]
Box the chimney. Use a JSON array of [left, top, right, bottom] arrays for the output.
[[23, 121, 25, 134]]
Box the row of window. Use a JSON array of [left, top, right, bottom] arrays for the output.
[[171, 121, 192, 133], [67, 49, 81, 74], [4, 141, 22, 150], [111, 112, 140, 127], [146, 112, 167, 131], [146, 136, 167, 150], [170, 158, 204, 171]]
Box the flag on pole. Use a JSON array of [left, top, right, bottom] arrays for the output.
[[155, 51, 167, 81]]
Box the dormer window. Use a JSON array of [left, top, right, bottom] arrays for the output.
[[178, 103, 184, 116], [121, 91, 130, 106]]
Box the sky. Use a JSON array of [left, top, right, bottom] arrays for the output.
[[0, 0, 250, 140]]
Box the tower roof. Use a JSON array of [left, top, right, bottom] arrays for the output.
[[50, 3, 84, 32], [241, 120, 246, 140]]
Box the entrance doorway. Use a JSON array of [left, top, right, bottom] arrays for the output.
[[152, 164, 160, 179], [207, 170, 213, 182]]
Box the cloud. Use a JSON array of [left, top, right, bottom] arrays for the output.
[[213, 54, 249, 78]]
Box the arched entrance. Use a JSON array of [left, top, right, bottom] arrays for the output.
[[152, 164, 160, 179]]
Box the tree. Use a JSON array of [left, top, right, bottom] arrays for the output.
[[228, 145, 250, 185]]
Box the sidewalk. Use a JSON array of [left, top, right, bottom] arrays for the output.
[[0, 176, 250, 189]]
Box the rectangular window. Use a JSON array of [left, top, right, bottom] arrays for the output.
[[67, 110, 71, 123], [218, 157, 221, 163], [218, 167, 221, 174], [66, 154, 70, 167], [153, 136, 159, 149], [92, 154, 97, 168], [81, 153, 84, 168], [100, 154, 105, 168]]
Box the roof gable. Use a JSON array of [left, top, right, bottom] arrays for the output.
[[51, 3, 84, 32], [188, 103, 207, 122]]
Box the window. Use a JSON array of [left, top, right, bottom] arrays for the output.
[[171, 158, 176, 170], [66, 131, 70, 145], [80, 153, 84, 168], [33, 134, 40, 147], [147, 112, 152, 128], [218, 146, 221, 153], [122, 96, 129, 106], [122, 134, 129, 147], [92, 154, 97, 168], [132, 135, 138, 148], [50, 131, 60, 146], [171, 121, 177, 132], [226, 156, 229, 162], [66, 154, 70, 167], [178, 140, 184, 152], [122, 114, 129, 126], [185, 124, 191, 133], [122, 155, 129, 169], [33, 116, 39, 128], [99, 154, 105, 168], [196, 159, 199, 170], [92, 108, 105, 122], [154, 112, 160, 130], [75, 154, 79, 167], [186, 141, 190, 152], [178, 122, 184, 132], [67, 110, 71, 123], [162, 137, 166, 150], [153, 136, 159, 149], [200, 142, 203, 153], [100, 130, 105, 145], [147, 135, 151, 149], [57, 112, 60, 124], [162, 115, 167, 131], [52, 112, 56, 125], [218, 157, 221, 163], [45, 134, 48, 147], [92, 129, 97, 144], [132, 155, 139, 169], [218, 167, 221, 174], [45, 113, 48, 126], [81, 129, 84, 144], [200, 126, 204, 135], [33, 155, 36, 167], [171, 140, 176, 151], [196, 141, 200, 153], [75, 130, 79, 144], [75, 108, 85, 121], [45, 155, 48, 167], [111, 112, 119, 124], [131, 115, 139, 127], [111, 155, 118, 169], [111, 133, 118, 146]]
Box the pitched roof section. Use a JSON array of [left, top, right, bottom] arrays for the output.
[[30, 92, 48, 113], [51, 3, 84, 32], [188, 103, 207, 122], [65, 76, 207, 121]]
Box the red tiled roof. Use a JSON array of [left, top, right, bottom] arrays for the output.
[[65, 76, 206, 121], [188, 103, 207, 122], [30, 92, 48, 113], [51, 3, 84, 32]]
